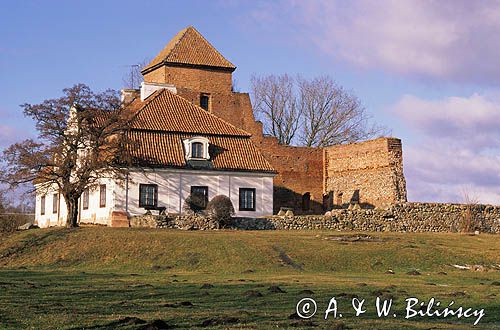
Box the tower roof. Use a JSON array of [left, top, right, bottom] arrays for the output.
[[142, 26, 236, 74]]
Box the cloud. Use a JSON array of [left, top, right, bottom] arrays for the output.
[[391, 93, 500, 204], [246, 0, 500, 84]]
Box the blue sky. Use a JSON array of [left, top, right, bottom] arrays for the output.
[[1, 0, 499, 204]]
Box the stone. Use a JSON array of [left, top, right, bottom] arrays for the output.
[[285, 210, 294, 217], [17, 223, 39, 230]]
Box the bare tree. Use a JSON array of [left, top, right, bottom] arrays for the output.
[[251, 74, 302, 145], [299, 76, 388, 146], [0, 84, 134, 227], [251, 74, 388, 146], [461, 187, 479, 233], [122, 59, 149, 89]]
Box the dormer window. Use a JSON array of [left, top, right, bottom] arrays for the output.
[[183, 136, 210, 160], [192, 142, 203, 158]]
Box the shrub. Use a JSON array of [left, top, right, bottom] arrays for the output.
[[205, 195, 235, 228], [183, 193, 207, 214], [0, 214, 33, 234]]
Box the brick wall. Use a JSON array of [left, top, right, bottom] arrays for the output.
[[142, 63, 407, 213], [143, 65, 233, 94], [256, 137, 324, 214], [324, 138, 407, 209]]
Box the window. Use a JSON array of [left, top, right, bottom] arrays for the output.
[[82, 189, 89, 210], [139, 184, 158, 208], [191, 142, 204, 159], [239, 188, 256, 211], [53, 193, 59, 214], [191, 186, 209, 209], [183, 136, 210, 161], [200, 94, 210, 111], [302, 192, 311, 211], [99, 184, 106, 208], [40, 195, 46, 215]]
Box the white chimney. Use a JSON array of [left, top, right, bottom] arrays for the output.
[[140, 82, 177, 101], [120, 89, 140, 104]]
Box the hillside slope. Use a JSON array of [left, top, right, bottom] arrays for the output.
[[0, 228, 499, 329], [0, 228, 498, 274]]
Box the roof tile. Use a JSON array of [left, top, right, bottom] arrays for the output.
[[127, 130, 275, 173], [132, 89, 250, 136], [142, 26, 235, 72]]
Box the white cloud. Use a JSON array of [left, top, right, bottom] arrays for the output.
[[392, 93, 500, 204], [247, 0, 500, 84]]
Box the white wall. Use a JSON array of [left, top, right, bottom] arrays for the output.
[[78, 178, 116, 225], [35, 169, 275, 227], [35, 185, 67, 228], [115, 169, 274, 217], [35, 178, 116, 228]]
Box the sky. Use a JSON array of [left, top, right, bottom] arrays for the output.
[[0, 0, 499, 204]]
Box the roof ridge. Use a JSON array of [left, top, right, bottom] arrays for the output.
[[175, 26, 235, 68], [166, 26, 190, 59]]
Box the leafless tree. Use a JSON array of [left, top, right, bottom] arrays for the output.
[[461, 187, 479, 232], [0, 84, 135, 227], [251, 74, 388, 146], [122, 59, 149, 89], [251, 74, 302, 145]]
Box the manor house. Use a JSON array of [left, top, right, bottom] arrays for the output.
[[35, 26, 407, 227]]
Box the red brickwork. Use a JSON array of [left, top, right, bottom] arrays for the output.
[[324, 138, 407, 209], [140, 28, 407, 213]]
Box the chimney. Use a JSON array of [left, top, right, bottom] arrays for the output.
[[121, 89, 140, 105], [140, 82, 177, 101]]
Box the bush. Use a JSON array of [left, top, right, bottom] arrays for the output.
[[183, 193, 207, 214], [205, 195, 235, 228], [0, 214, 34, 234]]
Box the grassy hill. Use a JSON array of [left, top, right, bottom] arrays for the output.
[[0, 228, 499, 329]]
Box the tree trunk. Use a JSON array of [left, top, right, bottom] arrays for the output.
[[65, 197, 79, 228]]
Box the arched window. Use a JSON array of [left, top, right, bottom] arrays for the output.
[[191, 142, 204, 158]]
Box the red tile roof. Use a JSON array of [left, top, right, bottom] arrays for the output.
[[124, 89, 274, 173], [132, 89, 250, 136], [142, 26, 236, 73], [127, 130, 275, 173]]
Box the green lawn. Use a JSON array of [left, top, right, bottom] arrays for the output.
[[0, 228, 498, 329]]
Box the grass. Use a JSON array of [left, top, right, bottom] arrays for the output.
[[0, 228, 498, 329]]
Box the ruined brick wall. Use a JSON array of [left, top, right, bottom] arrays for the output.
[[257, 137, 324, 214], [324, 138, 407, 209]]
